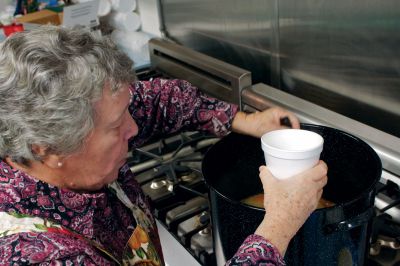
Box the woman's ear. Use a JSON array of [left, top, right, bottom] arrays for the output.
[[42, 154, 64, 169], [31, 144, 63, 169]]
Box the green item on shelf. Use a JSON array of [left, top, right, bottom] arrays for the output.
[[23, 0, 39, 14]]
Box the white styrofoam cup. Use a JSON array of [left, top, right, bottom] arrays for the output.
[[111, 0, 137, 12], [109, 11, 141, 32], [261, 129, 324, 179]]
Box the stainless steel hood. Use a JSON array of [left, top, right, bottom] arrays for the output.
[[156, 0, 400, 139]]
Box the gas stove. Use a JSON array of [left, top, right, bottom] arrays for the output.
[[128, 39, 400, 265]]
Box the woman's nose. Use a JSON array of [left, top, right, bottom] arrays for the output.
[[124, 111, 138, 140]]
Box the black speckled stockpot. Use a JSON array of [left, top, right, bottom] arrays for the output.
[[202, 124, 382, 266]]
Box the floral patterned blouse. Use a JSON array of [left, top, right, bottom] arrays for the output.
[[0, 79, 285, 265]]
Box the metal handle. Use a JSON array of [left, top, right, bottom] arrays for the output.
[[324, 208, 375, 234]]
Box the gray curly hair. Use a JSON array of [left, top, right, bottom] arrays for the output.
[[0, 25, 136, 165]]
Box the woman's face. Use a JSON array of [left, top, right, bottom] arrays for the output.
[[61, 83, 138, 191]]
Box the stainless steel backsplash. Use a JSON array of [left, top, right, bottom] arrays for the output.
[[159, 0, 400, 138]]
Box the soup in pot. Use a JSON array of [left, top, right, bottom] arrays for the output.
[[242, 193, 335, 209]]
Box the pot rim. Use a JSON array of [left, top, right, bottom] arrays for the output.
[[203, 124, 383, 213]]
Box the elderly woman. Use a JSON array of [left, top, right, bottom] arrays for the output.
[[0, 26, 327, 265]]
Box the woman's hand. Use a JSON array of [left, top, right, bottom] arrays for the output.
[[255, 161, 328, 255], [231, 107, 300, 138]]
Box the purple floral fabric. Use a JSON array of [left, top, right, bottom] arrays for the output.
[[0, 79, 284, 265], [129, 78, 236, 148], [0, 162, 148, 265], [226, 235, 286, 265], [0, 232, 111, 265]]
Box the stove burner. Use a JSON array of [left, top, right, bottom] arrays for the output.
[[370, 235, 400, 256], [152, 164, 198, 184], [177, 211, 209, 245], [198, 227, 211, 237], [150, 178, 169, 190], [180, 172, 198, 183]]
